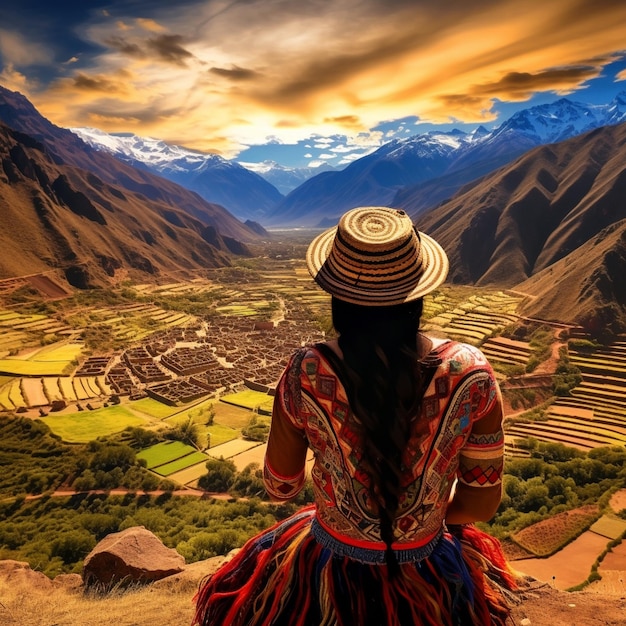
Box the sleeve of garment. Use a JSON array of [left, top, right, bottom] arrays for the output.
[[456, 358, 505, 489], [263, 349, 309, 501]]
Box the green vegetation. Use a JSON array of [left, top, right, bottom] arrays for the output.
[[241, 415, 271, 442], [43, 406, 148, 443], [136, 441, 197, 469], [0, 417, 170, 499], [0, 493, 298, 577], [490, 441, 626, 538], [552, 346, 583, 396]]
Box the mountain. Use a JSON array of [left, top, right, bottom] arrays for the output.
[[264, 93, 626, 227], [0, 87, 261, 288], [238, 160, 337, 196], [415, 122, 626, 336], [70, 128, 283, 223], [0, 86, 258, 243]]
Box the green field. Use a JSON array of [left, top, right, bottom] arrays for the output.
[[43, 406, 147, 442], [152, 451, 209, 476], [0, 359, 74, 376], [220, 390, 274, 413], [137, 440, 196, 468], [131, 397, 183, 419], [206, 423, 240, 447]]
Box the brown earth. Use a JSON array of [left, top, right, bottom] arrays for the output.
[[1, 558, 625, 626]]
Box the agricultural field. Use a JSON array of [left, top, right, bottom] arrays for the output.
[[220, 389, 274, 414], [43, 405, 148, 442], [137, 440, 209, 478], [506, 337, 626, 450], [512, 504, 601, 557]]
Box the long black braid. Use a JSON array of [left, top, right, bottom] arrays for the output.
[[331, 296, 426, 577]]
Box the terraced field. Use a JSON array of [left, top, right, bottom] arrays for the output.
[[422, 288, 522, 346], [506, 338, 626, 451]]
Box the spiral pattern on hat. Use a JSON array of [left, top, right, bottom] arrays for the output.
[[306, 206, 448, 306]]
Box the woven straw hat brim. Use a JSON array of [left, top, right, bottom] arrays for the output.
[[306, 212, 449, 306]]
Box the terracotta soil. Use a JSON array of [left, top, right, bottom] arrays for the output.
[[513, 531, 610, 590], [609, 489, 626, 512]]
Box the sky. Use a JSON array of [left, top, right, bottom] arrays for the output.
[[1, 0, 626, 168]]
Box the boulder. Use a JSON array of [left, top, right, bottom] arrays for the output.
[[82, 526, 185, 588], [0, 560, 54, 590]]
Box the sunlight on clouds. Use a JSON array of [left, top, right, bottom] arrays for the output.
[[0, 64, 31, 93], [14, 0, 626, 154], [0, 29, 51, 66], [136, 18, 166, 33]]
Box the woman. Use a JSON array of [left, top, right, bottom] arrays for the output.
[[194, 207, 516, 626]]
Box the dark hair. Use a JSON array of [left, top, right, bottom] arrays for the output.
[[331, 296, 426, 576]]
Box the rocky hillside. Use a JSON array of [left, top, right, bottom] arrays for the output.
[[0, 86, 259, 243], [0, 121, 248, 288], [416, 122, 626, 335]]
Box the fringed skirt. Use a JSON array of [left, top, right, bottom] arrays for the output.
[[193, 506, 516, 626]]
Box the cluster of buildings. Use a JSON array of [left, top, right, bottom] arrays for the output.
[[78, 308, 325, 406]]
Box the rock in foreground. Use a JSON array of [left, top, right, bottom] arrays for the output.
[[83, 526, 185, 588]]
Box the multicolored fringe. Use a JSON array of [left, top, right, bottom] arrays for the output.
[[193, 506, 517, 626]]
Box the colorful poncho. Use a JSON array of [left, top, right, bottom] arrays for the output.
[[194, 340, 517, 626]]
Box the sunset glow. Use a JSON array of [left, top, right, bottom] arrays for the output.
[[0, 0, 625, 157]]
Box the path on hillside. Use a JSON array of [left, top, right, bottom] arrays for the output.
[[19, 487, 235, 501]]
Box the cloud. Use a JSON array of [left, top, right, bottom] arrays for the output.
[[146, 34, 194, 66], [15, 0, 626, 154], [72, 72, 131, 94], [0, 28, 51, 66], [0, 63, 31, 92], [136, 18, 166, 33], [465, 65, 609, 100], [105, 36, 145, 58], [209, 65, 259, 81]]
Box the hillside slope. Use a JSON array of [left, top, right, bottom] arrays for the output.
[[70, 128, 284, 223], [0, 122, 245, 287], [0, 86, 258, 242], [1, 558, 624, 626], [416, 123, 626, 334]]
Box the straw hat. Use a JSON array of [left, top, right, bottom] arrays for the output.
[[306, 207, 448, 306]]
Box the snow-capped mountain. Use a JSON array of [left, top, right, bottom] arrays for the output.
[[71, 92, 626, 228], [239, 160, 337, 196], [70, 128, 283, 222], [265, 92, 626, 226]]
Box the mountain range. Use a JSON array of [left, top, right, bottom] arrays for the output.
[[70, 93, 626, 229], [0, 86, 261, 288], [69, 128, 284, 223], [268, 94, 626, 227], [416, 122, 626, 336], [1, 84, 625, 334]]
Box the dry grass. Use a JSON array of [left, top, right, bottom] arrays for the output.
[[0, 558, 226, 626]]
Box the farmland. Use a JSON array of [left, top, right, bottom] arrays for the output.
[[0, 252, 625, 591], [1, 260, 625, 458]]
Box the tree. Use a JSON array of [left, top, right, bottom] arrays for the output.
[[198, 457, 236, 492], [166, 417, 201, 449], [51, 530, 96, 564]]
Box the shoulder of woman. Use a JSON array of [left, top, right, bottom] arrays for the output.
[[436, 340, 493, 369]]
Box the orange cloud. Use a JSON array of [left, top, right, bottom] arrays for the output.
[[16, 0, 626, 154]]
